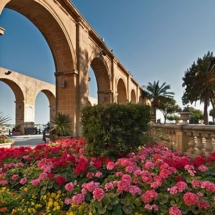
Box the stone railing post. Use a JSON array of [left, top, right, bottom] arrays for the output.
[[173, 125, 190, 153], [151, 124, 190, 153], [194, 133, 204, 156], [185, 132, 196, 157], [203, 134, 213, 157]]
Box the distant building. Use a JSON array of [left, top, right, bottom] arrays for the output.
[[88, 96, 98, 106]]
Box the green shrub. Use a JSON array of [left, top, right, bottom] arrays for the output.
[[81, 103, 151, 159], [166, 114, 180, 121]]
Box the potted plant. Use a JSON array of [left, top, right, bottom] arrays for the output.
[[12, 124, 22, 136], [50, 112, 72, 140], [167, 114, 180, 124]]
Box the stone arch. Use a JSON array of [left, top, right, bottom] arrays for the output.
[[88, 53, 111, 104], [139, 95, 145, 104], [117, 78, 127, 104], [1, 0, 78, 134], [35, 89, 56, 122], [0, 67, 56, 132], [3, 0, 76, 73], [130, 89, 136, 103], [0, 78, 24, 130], [0, 0, 146, 137]]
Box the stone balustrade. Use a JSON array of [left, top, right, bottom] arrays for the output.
[[151, 123, 215, 158]]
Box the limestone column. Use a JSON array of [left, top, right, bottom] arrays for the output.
[[14, 100, 24, 133], [55, 70, 79, 137], [24, 103, 35, 127], [98, 90, 113, 104]]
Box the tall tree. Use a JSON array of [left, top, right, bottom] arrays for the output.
[[157, 97, 180, 124], [143, 81, 175, 122], [182, 51, 215, 125]]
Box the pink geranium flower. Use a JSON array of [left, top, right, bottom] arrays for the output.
[[20, 177, 27, 185], [183, 192, 199, 206], [31, 179, 40, 186], [106, 161, 115, 170], [65, 182, 75, 192], [11, 174, 19, 181], [169, 206, 182, 215], [141, 190, 158, 203], [197, 200, 210, 209], [93, 188, 105, 201], [71, 194, 85, 205]]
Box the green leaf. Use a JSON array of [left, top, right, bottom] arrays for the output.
[[122, 205, 133, 214], [134, 198, 141, 206], [40, 186, 47, 195], [98, 207, 106, 214], [111, 197, 119, 205], [113, 204, 122, 215], [94, 201, 103, 209], [170, 200, 176, 206], [106, 203, 113, 210], [48, 182, 54, 189], [120, 197, 131, 206], [103, 195, 111, 205], [54, 183, 60, 189]]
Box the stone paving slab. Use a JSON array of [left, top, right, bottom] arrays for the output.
[[0, 134, 49, 148]]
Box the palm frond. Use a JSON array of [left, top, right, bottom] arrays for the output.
[[0, 112, 10, 126]]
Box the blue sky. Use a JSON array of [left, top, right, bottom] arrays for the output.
[[0, 0, 215, 124]]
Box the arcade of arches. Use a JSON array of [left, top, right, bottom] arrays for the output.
[[0, 0, 149, 137], [0, 67, 56, 131]]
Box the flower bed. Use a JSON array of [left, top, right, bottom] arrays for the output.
[[0, 139, 215, 214], [0, 135, 14, 144]]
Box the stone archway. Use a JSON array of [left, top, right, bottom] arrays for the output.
[[117, 78, 127, 104], [130, 89, 136, 103], [89, 54, 112, 104], [0, 0, 147, 137], [0, 67, 56, 133], [0, 78, 25, 130], [3, 1, 76, 72], [1, 0, 78, 133], [39, 89, 56, 121]]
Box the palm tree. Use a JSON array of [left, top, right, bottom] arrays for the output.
[[182, 51, 215, 125], [143, 81, 175, 122], [50, 112, 72, 137], [0, 112, 10, 126]]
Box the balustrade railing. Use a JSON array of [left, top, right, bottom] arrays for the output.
[[151, 123, 215, 158]]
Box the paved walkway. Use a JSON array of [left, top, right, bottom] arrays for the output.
[[0, 134, 49, 148]]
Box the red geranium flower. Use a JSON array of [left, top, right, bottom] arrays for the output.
[[1, 135, 6, 139], [55, 176, 66, 186], [74, 158, 88, 175], [175, 176, 185, 182], [93, 158, 103, 169], [48, 173, 55, 178]]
